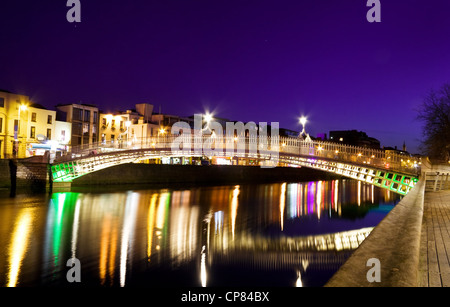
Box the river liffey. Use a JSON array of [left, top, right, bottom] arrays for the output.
[[0, 179, 401, 287]]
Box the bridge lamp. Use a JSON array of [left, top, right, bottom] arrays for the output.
[[299, 116, 307, 135], [125, 120, 131, 128], [204, 113, 213, 124], [159, 127, 166, 135]]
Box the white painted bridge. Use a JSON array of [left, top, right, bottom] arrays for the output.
[[51, 135, 420, 195]]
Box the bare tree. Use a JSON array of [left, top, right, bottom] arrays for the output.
[[417, 83, 450, 161]]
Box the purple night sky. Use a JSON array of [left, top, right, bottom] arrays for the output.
[[1, 0, 450, 154]]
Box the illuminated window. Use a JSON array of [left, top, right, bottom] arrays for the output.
[[30, 126, 36, 139]]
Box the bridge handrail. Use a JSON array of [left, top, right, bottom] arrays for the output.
[[55, 135, 421, 176]]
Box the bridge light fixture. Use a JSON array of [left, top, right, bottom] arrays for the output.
[[125, 120, 131, 128], [299, 116, 307, 126], [299, 116, 307, 133], [204, 113, 213, 123]]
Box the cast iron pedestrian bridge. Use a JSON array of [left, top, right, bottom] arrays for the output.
[[51, 135, 420, 195]]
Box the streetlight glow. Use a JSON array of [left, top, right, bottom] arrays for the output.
[[299, 116, 307, 135], [204, 113, 213, 123], [299, 116, 307, 126]]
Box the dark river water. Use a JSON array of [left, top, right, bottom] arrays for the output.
[[0, 179, 401, 288]]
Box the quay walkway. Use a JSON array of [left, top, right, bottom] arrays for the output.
[[419, 190, 450, 287]]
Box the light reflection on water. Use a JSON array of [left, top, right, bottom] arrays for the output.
[[0, 179, 401, 287]]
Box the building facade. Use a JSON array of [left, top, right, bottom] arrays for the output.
[[0, 90, 73, 159], [0, 90, 31, 158], [329, 130, 381, 149], [56, 103, 99, 148], [99, 103, 160, 145], [24, 104, 57, 157]]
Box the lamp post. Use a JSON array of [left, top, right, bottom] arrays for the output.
[[203, 112, 213, 134], [125, 120, 131, 147], [158, 127, 166, 149], [0, 111, 7, 159], [16, 104, 28, 157], [299, 116, 307, 135]]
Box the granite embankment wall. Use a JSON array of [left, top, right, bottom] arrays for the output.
[[72, 163, 341, 187], [0, 159, 49, 190], [325, 178, 425, 287]]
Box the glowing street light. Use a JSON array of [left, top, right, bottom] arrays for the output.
[[15, 104, 28, 156], [204, 113, 213, 123], [299, 116, 307, 134]]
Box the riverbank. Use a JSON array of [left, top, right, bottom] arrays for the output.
[[0, 159, 49, 191]]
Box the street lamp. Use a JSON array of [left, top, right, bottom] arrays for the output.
[[204, 113, 213, 124], [125, 120, 131, 147], [299, 116, 307, 134], [16, 104, 28, 157]]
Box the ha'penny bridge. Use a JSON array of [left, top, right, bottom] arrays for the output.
[[51, 135, 420, 195], [49, 134, 450, 287]]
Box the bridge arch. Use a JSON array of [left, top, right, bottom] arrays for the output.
[[51, 135, 420, 195]]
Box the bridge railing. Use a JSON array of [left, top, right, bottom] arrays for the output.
[[54, 135, 421, 176]]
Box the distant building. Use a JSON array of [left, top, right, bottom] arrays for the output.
[[56, 103, 99, 147], [99, 103, 161, 145], [280, 128, 299, 138], [316, 133, 327, 141], [329, 130, 380, 149]]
